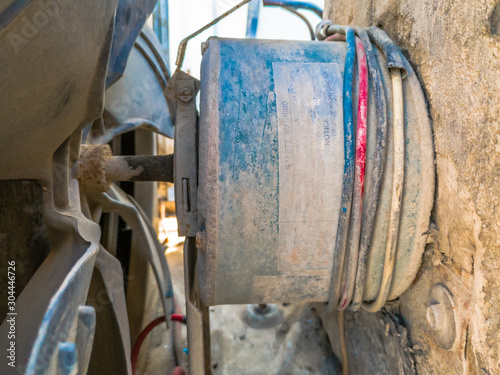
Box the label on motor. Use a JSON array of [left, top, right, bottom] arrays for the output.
[[274, 62, 344, 276]]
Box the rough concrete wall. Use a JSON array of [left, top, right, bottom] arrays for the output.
[[322, 0, 500, 373]]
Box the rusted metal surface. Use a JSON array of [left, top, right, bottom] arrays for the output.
[[78, 144, 174, 192], [106, 154, 174, 183], [78, 145, 114, 193]]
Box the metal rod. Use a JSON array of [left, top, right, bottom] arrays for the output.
[[105, 154, 174, 183], [175, 0, 252, 69]]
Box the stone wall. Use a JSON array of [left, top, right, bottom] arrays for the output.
[[321, 0, 500, 373]]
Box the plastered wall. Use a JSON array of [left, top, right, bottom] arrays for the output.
[[322, 0, 500, 373]]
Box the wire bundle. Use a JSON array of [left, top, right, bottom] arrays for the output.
[[320, 23, 407, 313]]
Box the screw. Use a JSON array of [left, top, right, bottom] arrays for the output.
[[179, 87, 193, 103], [195, 231, 205, 250]]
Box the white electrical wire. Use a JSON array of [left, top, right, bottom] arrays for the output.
[[363, 68, 404, 313]]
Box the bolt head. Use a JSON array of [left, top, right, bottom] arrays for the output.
[[426, 303, 447, 330], [426, 284, 456, 350]]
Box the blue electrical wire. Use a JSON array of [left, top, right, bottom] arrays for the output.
[[262, 0, 323, 18], [349, 28, 389, 311], [328, 27, 356, 310]]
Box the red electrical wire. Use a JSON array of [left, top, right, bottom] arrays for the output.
[[338, 36, 368, 310], [355, 38, 368, 195], [131, 316, 166, 374], [131, 314, 186, 375], [172, 367, 187, 375], [171, 313, 185, 323]]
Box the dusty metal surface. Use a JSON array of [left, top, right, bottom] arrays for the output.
[[0, 137, 175, 374], [198, 38, 348, 306], [168, 71, 200, 237], [78, 144, 174, 192], [196, 36, 433, 308], [0, 3, 175, 372], [90, 184, 174, 326], [426, 284, 456, 350], [183, 237, 212, 375], [363, 37, 434, 302], [97, 26, 175, 144], [0, 133, 113, 374], [0, 0, 118, 180], [106, 0, 158, 87]]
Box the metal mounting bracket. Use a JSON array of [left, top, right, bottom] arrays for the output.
[[167, 70, 200, 237]]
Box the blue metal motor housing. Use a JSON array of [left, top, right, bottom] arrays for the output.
[[198, 38, 347, 305], [196, 37, 434, 307]]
